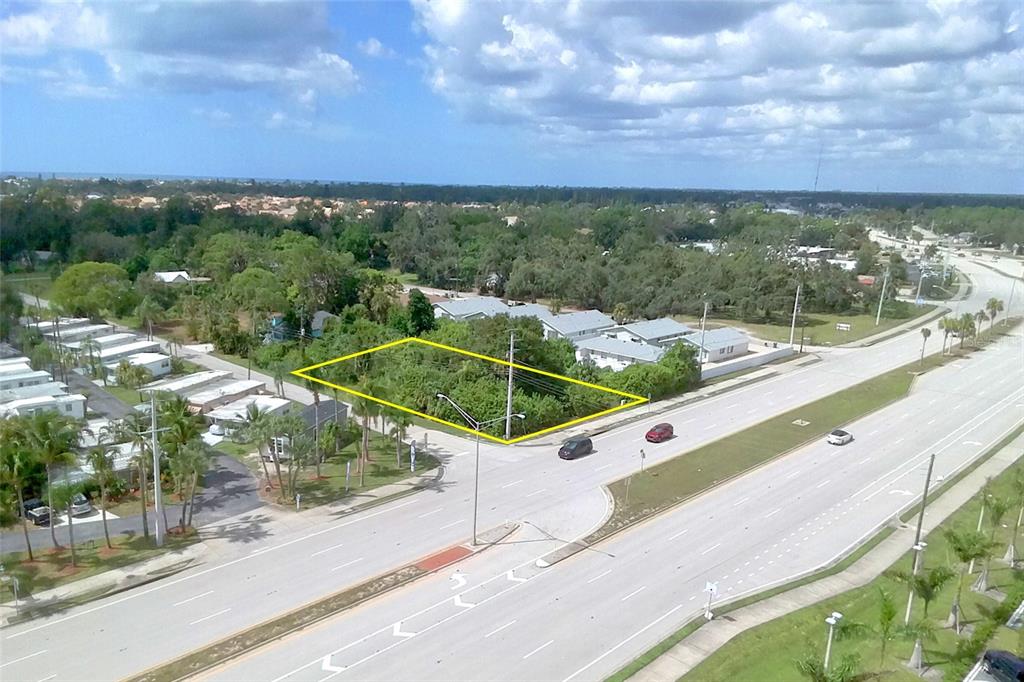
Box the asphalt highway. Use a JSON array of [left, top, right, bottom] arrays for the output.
[[2, 255, 1021, 681]]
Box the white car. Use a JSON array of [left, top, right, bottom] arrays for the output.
[[827, 429, 854, 446]]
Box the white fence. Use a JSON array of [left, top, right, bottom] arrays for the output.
[[700, 346, 795, 380]]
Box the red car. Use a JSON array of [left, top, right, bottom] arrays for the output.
[[645, 423, 674, 443]]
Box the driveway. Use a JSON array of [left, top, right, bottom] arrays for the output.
[[68, 371, 132, 419]]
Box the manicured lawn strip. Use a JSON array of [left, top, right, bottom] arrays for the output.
[[589, 360, 924, 542], [2, 272, 55, 300], [682, 440, 1024, 682], [0, 533, 197, 598], [675, 304, 937, 346], [101, 382, 147, 407]]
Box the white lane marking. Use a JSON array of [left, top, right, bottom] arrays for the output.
[[703, 423, 718, 430], [189, 608, 231, 626], [4, 498, 420, 639], [815, 479, 831, 489], [0, 650, 47, 668], [37, 675, 57, 682], [725, 403, 739, 410], [416, 508, 443, 519], [731, 497, 749, 508], [173, 590, 214, 607], [893, 438, 905, 445], [501, 480, 523, 489], [485, 620, 517, 638], [453, 451, 470, 458], [681, 418, 697, 425], [621, 586, 647, 602], [700, 542, 722, 555], [668, 528, 689, 541], [330, 558, 364, 572], [563, 605, 684, 681], [311, 542, 345, 558], [526, 489, 547, 498], [866, 429, 879, 437], [595, 464, 613, 472], [765, 508, 781, 519], [587, 569, 612, 584], [392, 622, 416, 638], [523, 640, 554, 660], [785, 470, 801, 479], [927, 419, 936, 426], [858, 457, 871, 465], [507, 570, 527, 583], [439, 519, 464, 530], [450, 572, 467, 589]]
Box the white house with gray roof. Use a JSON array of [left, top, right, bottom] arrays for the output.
[[540, 310, 616, 342], [680, 327, 749, 363], [432, 296, 511, 321], [574, 336, 666, 371], [606, 318, 694, 347]]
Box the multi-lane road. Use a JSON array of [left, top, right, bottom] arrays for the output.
[[2, 253, 1021, 681]]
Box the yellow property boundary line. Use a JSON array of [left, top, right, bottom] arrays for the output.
[[291, 337, 648, 444]]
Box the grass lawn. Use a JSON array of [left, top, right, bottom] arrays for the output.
[[0, 533, 197, 597], [675, 304, 937, 346], [2, 271, 55, 300], [101, 382, 147, 407], [683, 443, 1024, 682], [287, 431, 439, 508]]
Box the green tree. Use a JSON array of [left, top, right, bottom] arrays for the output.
[[169, 440, 208, 529], [976, 495, 1011, 592], [887, 565, 955, 620], [51, 261, 134, 317], [1010, 469, 1024, 565], [875, 587, 897, 667], [25, 412, 81, 548], [407, 289, 435, 335], [945, 528, 994, 633], [234, 403, 275, 489], [794, 651, 865, 682], [86, 445, 118, 549], [113, 414, 153, 541], [227, 266, 287, 335], [115, 361, 153, 401], [135, 296, 164, 341], [388, 409, 412, 468], [49, 481, 85, 567], [918, 327, 931, 366], [986, 297, 1005, 331], [0, 418, 37, 561], [956, 312, 976, 350]]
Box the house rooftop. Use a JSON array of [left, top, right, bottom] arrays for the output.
[[681, 327, 749, 352], [97, 340, 161, 360], [187, 380, 265, 406], [618, 318, 694, 341], [206, 395, 292, 423], [143, 370, 230, 394], [434, 296, 511, 318], [506, 303, 554, 321], [543, 310, 616, 336], [576, 336, 665, 363], [1, 381, 68, 402]]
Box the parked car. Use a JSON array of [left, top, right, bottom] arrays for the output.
[[645, 423, 674, 443], [983, 650, 1024, 682], [558, 436, 593, 460], [22, 497, 44, 517], [827, 429, 853, 446], [70, 492, 92, 517], [26, 505, 52, 526]]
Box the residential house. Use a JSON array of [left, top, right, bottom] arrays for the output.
[[143, 370, 231, 397], [606, 318, 694, 347], [433, 296, 511, 321], [29, 318, 90, 335], [574, 336, 666, 371], [0, 381, 69, 403], [187, 379, 266, 414], [680, 327, 749, 363], [1, 393, 87, 419], [269, 399, 348, 460], [205, 394, 292, 432], [540, 310, 616, 342], [0, 370, 53, 391], [153, 271, 192, 284], [64, 332, 139, 354], [310, 310, 339, 339], [104, 353, 172, 382], [506, 303, 554, 322], [45, 323, 115, 344], [96, 340, 162, 365]]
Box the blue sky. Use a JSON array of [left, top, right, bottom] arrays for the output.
[[2, 1, 1022, 194]]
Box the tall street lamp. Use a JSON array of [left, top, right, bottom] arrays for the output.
[[436, 393, 524, 546], [824, 611, 843, 670]]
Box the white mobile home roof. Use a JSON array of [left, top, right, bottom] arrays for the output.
[[433, 296, 511, 319], [48, 323, 114, 342], [506, 303, 554, 321], [575, 336, 666, 363], [143, 370, 230, 395], [543, 310, 616, 336], [0, 356, 31, 368], [187, 380, 265, 408], [0, 393, 86, 417], [0, 361, 33, 375], [97, 340, 162, 362], [0, 381, 68, 402], [0, 370, 53, 388], [65, 332, 139, 352], [206, 395, 292, 423], [618, 318, 694, 342], [32, 318, 90, 334], [681, 327, 749, 352]]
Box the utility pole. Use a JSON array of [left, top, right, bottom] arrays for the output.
[[904, 454, 935, 624], [914, 272, 926, 304], [875, 267, 890, 327], [698, 301, 709, 378], [505, 329, 515, 441], [150, 391, 165, 547], [789, 283, 802, 348]]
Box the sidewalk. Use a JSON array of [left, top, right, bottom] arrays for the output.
[[0, 464, 446, 627], [629, 432, 1024, 682]]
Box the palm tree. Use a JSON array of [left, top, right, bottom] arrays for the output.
[[974, 310, 988, 345], [114, 413, 153, 541], [286, 433, 315, 502], [938, 318, 953, 355], [794, 651, 866, 682], [612, 302, 631, 324], [903, 618, 938, 673], [945, 528, 994, 633], [389, 410, 413, 468], [956, 313, 975, 350], [170, 441, 208, 529], [304, 378, 323, 478], [351, 380, 381, 488], [25, 412, 81, 548], [79, 338, 100, 377], [888, 565, 955, 620], [135, 296, 163, 341], [875, 587, 897, 667], [234, 403, 274, 489], [1008, 469, 1024, 565], [50, 482, 84, 567], [918, 327, 931, 366], [986, 298, 1004, 331], [975, 495, 1011, 593], [0, 419, 37, 561], [85, 445, 117, 549], [115, 361, 153, 402]]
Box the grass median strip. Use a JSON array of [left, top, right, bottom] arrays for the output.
[[588, 318, 1021, 545]]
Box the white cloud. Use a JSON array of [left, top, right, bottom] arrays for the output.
[[1, 1, 358, 102], [358, 37, 396, 58], [412, 0, 1024, 173]]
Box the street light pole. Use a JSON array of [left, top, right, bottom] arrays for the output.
[[875, 268, 890, 326], [150, 391, 164, 547], [904, 542, 928, 625], [824, 611, 843, 670], [505, 330, 515, 441], [435, 393, 523, 546], [698, 301, 709, 378], [789, 283, 801, 348]]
